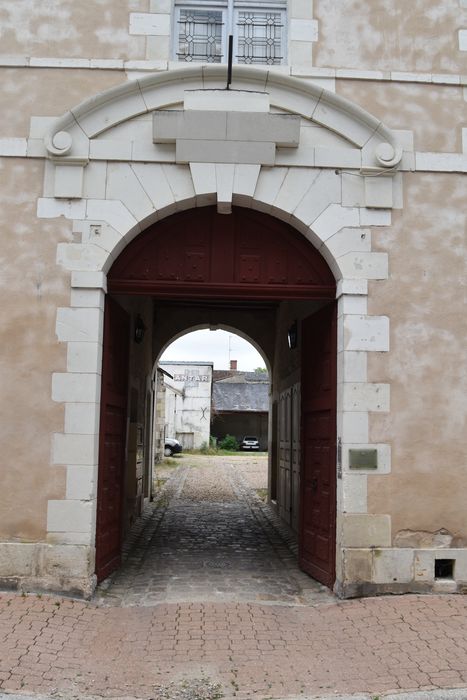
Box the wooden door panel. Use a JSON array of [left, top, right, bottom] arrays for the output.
[[96, 297, 130, 583], [291, 382, 300, 533], [299, 303, 337, 588], [279, 388, 292, 524], [108, 207, 336, 299]]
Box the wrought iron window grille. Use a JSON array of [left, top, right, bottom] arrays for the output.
[[173, 1, 287, 65]]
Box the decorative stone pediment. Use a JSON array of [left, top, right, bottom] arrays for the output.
[[42, 65, 405, 210], [153, 90, 301, 166], [44, 65, 402, 166]]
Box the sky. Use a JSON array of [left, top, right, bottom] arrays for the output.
[[159, 329, 266, 372]]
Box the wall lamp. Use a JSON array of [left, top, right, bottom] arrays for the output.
[[134, 315, 146, 344], [287, 320, 298, 350]]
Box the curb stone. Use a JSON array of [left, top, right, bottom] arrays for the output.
[[266, 691, 467, 700], [3, 690, 467, 700]]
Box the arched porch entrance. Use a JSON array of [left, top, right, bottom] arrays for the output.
[[37, 64, 401, 599], [96, 206, 337, 588]]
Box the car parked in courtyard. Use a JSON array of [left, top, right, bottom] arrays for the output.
[[164, 438, 183, 456], [239, 436, 260, 451]]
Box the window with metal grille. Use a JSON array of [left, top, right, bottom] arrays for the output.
[[177, 8, 223, 62], [235, 10, 283, 64], [174, 0, 287, 65]]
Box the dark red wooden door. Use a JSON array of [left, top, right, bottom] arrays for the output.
[[299, 302, 337, 588], [95, 297, 130, 582], [108, 207, 335, 301]]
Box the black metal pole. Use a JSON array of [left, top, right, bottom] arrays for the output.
[[226, 34, 233, 90]]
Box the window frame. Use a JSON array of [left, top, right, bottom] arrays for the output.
[[233, 6, 286, 66], [172, 0, 287, 66], [173, 3, 228, 64]]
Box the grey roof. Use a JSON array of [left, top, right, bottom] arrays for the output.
[[214, 370, 269, 384], [244, 371, 269, 382], [160, 361, 214, 366], [212, 382, 269, 412]]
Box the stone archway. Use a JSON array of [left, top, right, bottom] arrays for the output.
[[96, 205, 337, 583], [42, 65, 399, 597]]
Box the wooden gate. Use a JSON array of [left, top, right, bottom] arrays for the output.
[[95, 297, 130, 582], [299, 303, 337, 588]]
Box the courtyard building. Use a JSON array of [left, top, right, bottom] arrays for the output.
[[160, 360, 213, 450], [211, 368, 269, 450]]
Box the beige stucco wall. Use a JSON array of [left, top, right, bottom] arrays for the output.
[[337, 80, 466, 153], [367, 172, 467, 541], [0, 158, 69, 541], [0, 1, 147, 59], [314, 0, 467, 73], [0, 69, 126, 137]]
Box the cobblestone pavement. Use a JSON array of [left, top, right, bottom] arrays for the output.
[[95, 455, 332, 607], [2, 456, 467, 700]]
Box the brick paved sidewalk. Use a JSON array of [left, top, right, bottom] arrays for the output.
[[1, 592, 467, 699]]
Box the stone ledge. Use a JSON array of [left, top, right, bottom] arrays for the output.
[[0, 542, 95, 599], [1, 56, 466, 87], [335, 578, 463, 599], [0, 137, 27, 156], [338, 546, 467, 598]]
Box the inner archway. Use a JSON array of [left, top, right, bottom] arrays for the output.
[[159, 326, 271, 376], [96, 206, 337, 590], [158, 327, 270, 453]]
